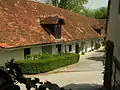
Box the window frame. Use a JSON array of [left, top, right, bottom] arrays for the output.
[[69, 44, 72, 52], [24, 48, 31, 58]]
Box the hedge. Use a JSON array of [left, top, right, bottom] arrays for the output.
[[16, 53, 79, 74]]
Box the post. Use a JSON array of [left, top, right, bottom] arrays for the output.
[[104, 40, 114, 90]]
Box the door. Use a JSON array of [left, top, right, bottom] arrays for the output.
[[75, 44, 79, 53]]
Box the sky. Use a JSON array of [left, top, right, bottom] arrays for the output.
[[85, 0, 108, 9]]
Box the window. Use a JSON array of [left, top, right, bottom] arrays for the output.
[[55, 25, 61, 39], [94, 29, 101, 35], [42, 45, 52, 54], [41, 24, 55, 35], [69, 45, 72, 52], [24, 48, 31, 58], [41, 24, 61, 39]]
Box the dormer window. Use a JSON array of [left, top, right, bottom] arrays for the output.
[[39, 15, 65, 39], [91, 25, 102, 35], [94, 29, 101, 35]]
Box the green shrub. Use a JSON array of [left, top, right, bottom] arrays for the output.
[[16, 53, 79, 74]]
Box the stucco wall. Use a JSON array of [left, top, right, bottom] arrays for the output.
[[61, 43, 66, 53], [92, 40, 96, 50], [72, 42, 76, 53], [0, 49, 24, 66], [64, 42, 76, 53], [82, 42, 86, 53], [0, 46, 43, 66], [85, 40, 92, 52], [0, 39, 101, 65], [107, 0, 120, 86], [31, 46, 42, 54], [52, 45, 57, 54], [100, 38, 104, 46], [107, 0, 120, 60]]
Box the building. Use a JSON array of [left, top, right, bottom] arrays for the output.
[[107, 0, 120, 60], [0, 0, 104, 65], [105, 0, 120, 89]]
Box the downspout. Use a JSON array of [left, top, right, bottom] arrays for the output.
[[105, 0, 111, 35], [104, 0, 113, 90]]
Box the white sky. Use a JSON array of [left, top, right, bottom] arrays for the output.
[[85, 0, 108, 9]]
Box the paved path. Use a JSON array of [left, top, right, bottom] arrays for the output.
[[21, 47, 105, 90]]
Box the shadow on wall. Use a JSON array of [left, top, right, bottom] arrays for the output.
[[63, 83, 102, 90]]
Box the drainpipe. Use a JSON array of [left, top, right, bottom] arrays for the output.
[[105, 0, 111, 35], [104, 1, 112, 90]]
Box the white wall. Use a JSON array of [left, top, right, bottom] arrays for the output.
[[61, 43, 66, 53], [99, 38, 103, 46], [72, 42, 76, 53], [0, 49, 24, 66], [0, 43, 74, 66], [78, 42, 82, 54], [65, 44, 69, 53], [65, 42, 73, 53], [107, 0, 120, 86], [31, 46, 42, 54], [85, 40, 92, 52], [0, 46, 43, 66], [107, 0, 120, 60], [69, 42, 76, 53], [63, 42, 76, 53], [92, 40, 96, 50], [0, 39, 100, 66], [52, 45, 57, 54], [81, 42, 86, 53]]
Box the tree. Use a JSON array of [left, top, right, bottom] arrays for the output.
[[94, 7, 107, 19], [45, 0, 88, 13], [80, 8, 95, 18], [80, 7, 107, 19], [58, 0, 67, 9], [51, 0, 59, 7], [58, 0, 88, 13]]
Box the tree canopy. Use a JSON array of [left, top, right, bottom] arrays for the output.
[[94, 7, 107, 19], [46, 0, 88, 13], [80, 7, 107, 19]]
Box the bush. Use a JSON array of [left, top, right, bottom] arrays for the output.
[[16, 53, 79, 74]]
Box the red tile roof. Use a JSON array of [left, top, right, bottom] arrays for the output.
[[39, 15, 59, 24], [97, 19, 106, 29], [0, 0, 102, 48]]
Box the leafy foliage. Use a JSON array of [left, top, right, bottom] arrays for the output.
[[80, 7, 107, 19], [80, 8, 95, 18], [51, 0, 59, 7], [46, 0, 88, 13], [16, 53, 79, 74], [94, 7, 107, 19]]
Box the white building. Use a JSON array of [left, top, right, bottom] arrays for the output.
[[0, 0, 104, 66], [106, 0, 120, 89]]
